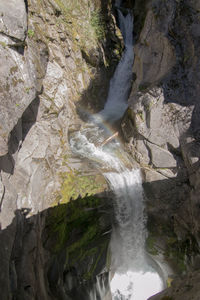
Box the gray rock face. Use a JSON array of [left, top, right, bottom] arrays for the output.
[[0, 0, 120, 299], [0, 0, 121, 228], [0, 0, 27, 40], [132, 9, 175, 89], [124, 0, 200, 298], [146, 142, 177, 168], [0, 40, 37, 155]]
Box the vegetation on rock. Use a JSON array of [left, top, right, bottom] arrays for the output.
[[45, 195, 112, 280]]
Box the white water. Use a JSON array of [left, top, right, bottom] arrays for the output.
[[106, 169, 164, 300], [70, 2, 164, 299], [70, 130, 164, 300], [91, 4, 134, 124]]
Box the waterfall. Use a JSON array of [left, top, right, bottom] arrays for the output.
[[91, 5, 134, 124], [70, 127, 164, 300], [104, 169, 146, 272], [70, 2, 165, 299]]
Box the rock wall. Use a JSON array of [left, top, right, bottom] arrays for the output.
[[0, 0, 119, 299], [0, 0, 122, 228], [0, 193, 112, 300], [122, 0, 200, 298]]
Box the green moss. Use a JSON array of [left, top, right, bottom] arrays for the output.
[[147, 214, 199, 274], [57, 170, 106, 204], [146, 235, 159, 255], [10, 66, 18, 74], [137, 111, 144, 121], [46, 195, 103, 253], [54, 0, 105, 51], [45, 195, 111, 280], [25, 87, 31, 94], [83, 242, 107, 280], [0, 41, 7, 48], [90, 9, 105, 41], [138, 83, 148, 92], [27, 29, 35, 38]]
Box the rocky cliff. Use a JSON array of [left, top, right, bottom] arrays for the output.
[[0, 0, 118, 298], [0, 0, 200, 299], [123, 0, 200, 298], [0, 0, 121, 229]]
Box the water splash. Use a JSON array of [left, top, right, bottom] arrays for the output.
[[111, 271, 163, 300], [106, 169, 165, 300]]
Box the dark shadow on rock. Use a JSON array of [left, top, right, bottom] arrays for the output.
[[161, 1, 200, 141], [0, 192, 113, 300], [143, 173, 200, 274], [0, 96, 40, 174]]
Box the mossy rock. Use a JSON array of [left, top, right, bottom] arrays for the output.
[[55, 170, 107, 205], [45, 194, 112, 280]]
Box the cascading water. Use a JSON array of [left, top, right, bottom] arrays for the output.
[[70, 1, 165, 299], [91, 2, 134, 124]]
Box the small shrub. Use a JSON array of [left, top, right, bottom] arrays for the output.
[[27, 29, 34, 38], [90, 10, 105, 41]]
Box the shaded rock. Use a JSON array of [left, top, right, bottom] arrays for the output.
[[149, 270, 200, 300], [0, 194, 113, 300]]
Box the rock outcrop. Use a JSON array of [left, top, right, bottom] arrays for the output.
[[0, 0, 121, 228], [122, 0, 200, 298]]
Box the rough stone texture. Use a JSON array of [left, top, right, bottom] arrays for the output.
[[0, 37, 37, 155], [0, 0, 120, 228], [149, 270, 200, 300], [124, 0, 200, 298], [0, 0, 27, 40], [132, 9, 176, 89], [0, 0, 119, 299], [147, 142, 177, 168]]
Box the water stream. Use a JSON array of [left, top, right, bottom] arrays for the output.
[[70, 2, 165, 299]]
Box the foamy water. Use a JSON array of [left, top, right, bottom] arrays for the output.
[[111, 271, 164, 300]]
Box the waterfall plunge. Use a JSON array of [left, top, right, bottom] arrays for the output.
[[70, 2, 164, 299], [106, 169, 164, 300]]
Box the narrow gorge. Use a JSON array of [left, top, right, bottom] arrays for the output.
[[0, 0, 200, 300]]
